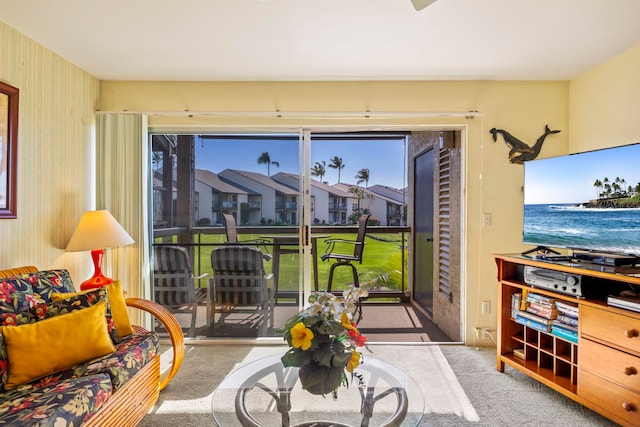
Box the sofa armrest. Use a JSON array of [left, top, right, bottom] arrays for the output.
[[125, 297, 184, 391]]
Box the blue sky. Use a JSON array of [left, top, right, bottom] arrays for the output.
[[524, 143, 640, 204], [195, 135, 408, 189]]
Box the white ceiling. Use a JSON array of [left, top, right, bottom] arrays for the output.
[[2, 0, 640, 81]]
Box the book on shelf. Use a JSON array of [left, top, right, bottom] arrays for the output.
[[551, 320, 578, 333], [513, 348, 525, 360], [511, 293, 522, 318], [515, 314, 551, 332], [555, 301, 579, 318], [526, 301, 558, 319], [551, 326, 578, 343], [517, 310, 554, 325], [526, 292, 557, 305], [555, 314, 579, 327], [607, 294, 640, 313], [520, 289, 529, 311]]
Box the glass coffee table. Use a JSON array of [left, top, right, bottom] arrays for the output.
[[211, 353, 424, 426]]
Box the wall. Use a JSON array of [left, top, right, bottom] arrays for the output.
[[0, 22, 99, 283], [3, 17, 636, 345], [570, 42, 640, 152], [101, 80, 570, 344]]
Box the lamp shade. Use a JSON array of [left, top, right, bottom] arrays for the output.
[[66, 210, 134, 252]]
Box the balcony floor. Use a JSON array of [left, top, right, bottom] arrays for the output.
[[165, 302, 454, 343]]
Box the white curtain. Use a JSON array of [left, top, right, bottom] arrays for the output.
[[96, 113, 150, 306]]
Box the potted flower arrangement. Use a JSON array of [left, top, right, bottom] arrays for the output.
[[279, 285, 369, 396]]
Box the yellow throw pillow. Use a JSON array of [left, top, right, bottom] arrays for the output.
[[1, 301, 115, 389], [107, 281, 134, 337], [52, 281, 134, 338]]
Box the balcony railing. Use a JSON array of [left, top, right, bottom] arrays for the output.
[[153, 224, 410, 302]]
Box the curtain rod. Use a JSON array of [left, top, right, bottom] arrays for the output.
[[96, 110, 482, 119]]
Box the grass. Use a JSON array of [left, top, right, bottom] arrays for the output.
[[165, 232, 408, 295]]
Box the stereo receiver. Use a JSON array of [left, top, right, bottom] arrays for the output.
[[523, 266, 583, 297]]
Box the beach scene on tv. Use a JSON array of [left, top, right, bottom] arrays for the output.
[[523, 143, 640, 256]]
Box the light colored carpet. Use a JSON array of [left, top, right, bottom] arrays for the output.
[[139, 343, 616, 426]]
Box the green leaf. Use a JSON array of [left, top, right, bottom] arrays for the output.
[[281, 348, 312, 367]]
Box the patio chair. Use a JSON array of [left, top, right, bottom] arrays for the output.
[[210, 245, 274, 336], [152, 245, 210, 338], [222, 214, 271, 257], [321, 214, 371, 292]]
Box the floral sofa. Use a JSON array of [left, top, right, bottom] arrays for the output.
[[0, 266, 184, 427]]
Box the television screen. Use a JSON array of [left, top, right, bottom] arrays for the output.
[[523, 143, 640, 256]]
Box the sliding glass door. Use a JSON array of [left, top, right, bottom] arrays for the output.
[[150, 130, 410, 339]]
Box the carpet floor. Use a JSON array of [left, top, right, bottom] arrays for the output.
[[139, 343, 616, 426]]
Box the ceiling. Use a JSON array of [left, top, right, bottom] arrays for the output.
[[2, 0, 640, 81]]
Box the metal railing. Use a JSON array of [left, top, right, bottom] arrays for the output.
[[153, 225, 410, 302]]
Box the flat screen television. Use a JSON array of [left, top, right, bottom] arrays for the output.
[[523, 142, 640, 257]]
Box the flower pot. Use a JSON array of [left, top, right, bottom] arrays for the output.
[[298, 361, 344, 396]]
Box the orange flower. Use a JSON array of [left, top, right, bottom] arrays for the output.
[[346, 350, 361, 373], [290, 322, 314, 350], [341, 312, 357, 332]]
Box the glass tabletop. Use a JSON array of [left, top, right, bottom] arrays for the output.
[[212, 354, 424, 427]]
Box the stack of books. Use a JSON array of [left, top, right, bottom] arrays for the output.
[[551, 301, 579, 343], [514, 292, 557, 332]]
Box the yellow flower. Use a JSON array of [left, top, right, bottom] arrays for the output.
[[346, 350, 361, 373], [341, 312, 357, 332], [290, 322, 314, 350]]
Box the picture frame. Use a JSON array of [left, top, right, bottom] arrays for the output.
[[0, 81, 18, 219]]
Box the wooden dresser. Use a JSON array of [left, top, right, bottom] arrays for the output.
[[495, 254, 640, 427]]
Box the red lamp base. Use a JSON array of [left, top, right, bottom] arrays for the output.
[[80, 248, 114, 291]]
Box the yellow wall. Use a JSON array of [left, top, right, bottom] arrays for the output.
[[0, 21, 99, 282], [570, 42, 640, 152], [101, 80, 570, 344], [4, 13, 638, 345]]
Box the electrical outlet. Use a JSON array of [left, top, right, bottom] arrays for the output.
[[482, 328, 492, 340], [482, 213, 492, 226], [475, 327, 491, 340]]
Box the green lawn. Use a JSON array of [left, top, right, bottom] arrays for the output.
[[176, 232, 407, 294]]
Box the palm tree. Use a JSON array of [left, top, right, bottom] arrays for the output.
[[311, 161, 326, 182], [593, 179, 602, 199], [257, 152, 279, 177], [355, 168, 370, 188], [328, 156, 345, 183]]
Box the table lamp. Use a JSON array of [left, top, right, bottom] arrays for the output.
[[66, 210, 134, 290]]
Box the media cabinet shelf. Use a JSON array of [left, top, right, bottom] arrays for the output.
[[495, 254, 640, 427]]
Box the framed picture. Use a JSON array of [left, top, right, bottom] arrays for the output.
[[0, 81, 18, 219]]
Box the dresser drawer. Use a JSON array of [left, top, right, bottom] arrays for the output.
[[579, 369, 640, 427], [582, 305, 640, 354], [581, 339, 640, 394]]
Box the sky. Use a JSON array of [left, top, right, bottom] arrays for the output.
[[194, 135, 408, 189], [524, 143, 640, 204]]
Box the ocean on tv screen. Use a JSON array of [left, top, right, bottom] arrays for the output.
[[523, 203, 640, 256]]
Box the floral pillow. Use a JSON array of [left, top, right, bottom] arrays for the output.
[[14, 269, 75, 302], [0, 277, 42, 327]]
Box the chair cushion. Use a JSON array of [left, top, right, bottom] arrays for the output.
[[0, 373, 113, 426], [53, 330, 160, 390], [1, 301, 115, 389]]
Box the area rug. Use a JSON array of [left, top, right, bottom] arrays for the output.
[[140, 343, 615, 426]]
